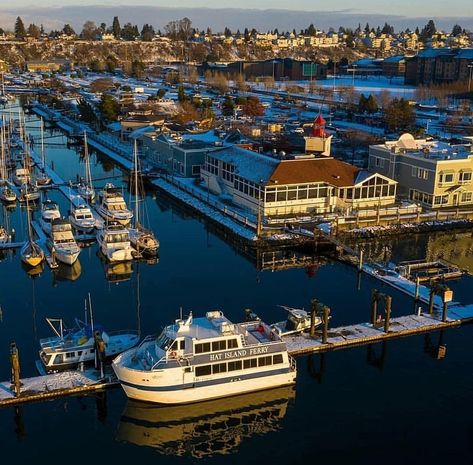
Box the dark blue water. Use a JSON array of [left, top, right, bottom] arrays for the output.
[[1, 110, 473, 464]]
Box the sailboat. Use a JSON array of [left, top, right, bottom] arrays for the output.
[[128, 141, 159, 257], [77, 131, 95, 201], [20, 186, 45, 268], [0, 117, 16, 203], [35, 118, 51, 186]]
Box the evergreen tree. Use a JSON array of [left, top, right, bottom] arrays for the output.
[[451, 24, 462, 36], [112, 16, 121, 38], [141, 24, 155, 41], [307, 23, 316, 36], [177, 85, 186, 102], [222, 96, 235, 116], [62, 24, 75, 36], [420, 20, 436, 41], [383, 98, 415, 132], [27, 23, 41, 39], [99, 94, 119, 121], [14, 16, 26, 39], [224, 27, 232, 37]]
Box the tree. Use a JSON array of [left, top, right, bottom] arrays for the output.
[[99, 94, 119, 121], [222, 96, 235, 116], [131, 60, 145, 78], [175, 101, 200, 125], [157, 88, 166, 99], [420, 20, 436, 41], [121, 22, 139, 41], [14, 17, 26, 39], [306, 23, 316, 36], [177, 85, 187, 102], [62, 24, 75, 36], [451, 24, 462, 36], [81, 21, 98, 40], [77, 99, 97, 123], [90, 77, 115, 93], [383, 98, 415, 132], [224, 27, 232, 37], [112, 16, 121, 38], [242, 96, 265, 117], [141, 24, 155, 41], [27, 23, 41, 39], [365, 95, 378, 114]]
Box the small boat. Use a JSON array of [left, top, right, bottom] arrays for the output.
[[128, 141, 159, 257], [47, 218, 81, 265], [96, 183, 133, 226], [0, 225, 9, 244], [97, 223, 134, 262], [38, 317, 140, 373], [270, 306, 321, 337], [39, 200, 61, 235], [12, 167, 30, 186], [21, 239, 45, 268], [19, 182, 40, 202], [36, 169, 52, 186], [69, 203, 95, 233], [112, 310, 297, 404], [0, 185, 16, 203]]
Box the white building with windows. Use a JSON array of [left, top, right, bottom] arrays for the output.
[[201, 146, 397, 218], [369, 134, 473, 209]]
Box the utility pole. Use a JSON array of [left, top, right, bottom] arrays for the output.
[[468, 63, 473, 93]]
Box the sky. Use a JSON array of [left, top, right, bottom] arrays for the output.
[[3, 0, 473, 17]]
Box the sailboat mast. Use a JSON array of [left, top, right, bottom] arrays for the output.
[[40, 117, 45, 170], [0, 116, 5, 180], [133, 140, 139, 227]]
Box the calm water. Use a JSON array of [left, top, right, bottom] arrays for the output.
[[1, 109, 473, 464]]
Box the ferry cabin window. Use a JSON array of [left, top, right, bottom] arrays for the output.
[[194, 342, 211, 354], [228, 361, 242, 371], [212, 340, 226, 351], [212, 363, 227, 374], [258, 356, 272, 367], [195, 365, 212, 377], [65, 352, 75, 359], [273, 354, 283, 364], [243, 358, 258, 369], [180, 340, 185, 350], [227, 339, 238, 349]]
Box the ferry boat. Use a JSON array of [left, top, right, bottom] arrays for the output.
[[47, 218, 81, 265], [96, 223, 134, 262], [38, 317, 140, 373], [112, 311, 297, 404], [96, 183, 133, 226]]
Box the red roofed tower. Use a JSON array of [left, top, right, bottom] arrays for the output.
[[312, 114, 327, 138], [304, 114, 332, 156]]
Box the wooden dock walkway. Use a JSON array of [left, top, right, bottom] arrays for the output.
[[0, 369, 117, 407]]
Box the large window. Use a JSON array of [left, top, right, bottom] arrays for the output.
[[461, 192, 473, 203], [439, 172, 454, 184], [205, 156, 219, 175], [412, 166, 429, 180], [410, 189, 434, 205], [459, 171, 472, 183], [194, 342, 211, 354], [195, 365, 212, 376]]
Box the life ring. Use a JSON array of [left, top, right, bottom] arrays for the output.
[[170, 351, 177, 357]]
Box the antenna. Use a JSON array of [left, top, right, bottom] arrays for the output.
[[180, 306, 183, 320], [88, 293, 94, 334]]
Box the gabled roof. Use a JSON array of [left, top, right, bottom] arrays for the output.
[[268, 157, 360, 187]]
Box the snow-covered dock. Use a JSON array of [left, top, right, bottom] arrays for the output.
[[284, 313, 466, 356], [0, 370, 117, 407]]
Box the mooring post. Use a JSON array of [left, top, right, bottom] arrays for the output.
[[10, 341, 21, 397], [310, 299, 318, 338], [384, 296, 392, 333], [415, 276, 420, 301], [442, 300, 448, 323], [322, 306, 330, 344], [371, 289, 378, 325], [428, 281, 435, 315], [358, 249, 364, 272]]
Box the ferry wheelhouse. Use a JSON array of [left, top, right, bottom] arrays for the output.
[[112, 311, 297, 404]]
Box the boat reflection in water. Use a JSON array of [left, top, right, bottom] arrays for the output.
[[116, 386, 295, 458], [53, 260, 82, 283], [21, 261, 44, 278], [104, 260, 134, 283]]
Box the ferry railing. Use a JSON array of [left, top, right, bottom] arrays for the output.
[[288, 355, 297, 372]]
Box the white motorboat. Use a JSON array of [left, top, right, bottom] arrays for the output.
[[128, 141, 159, 257], [39, 200, 61, 235], [19, 182, 40, 202], [112, 310, 297, 405], [96, 183, 133, 226], [12, 167, 30, 186], [38, 317, 140, 373], [47, 218, 81, 265], [69, 203, 96, 233], [270, 306, 322, 337], [97, 223, 134, 262], [0, 185, 16, 203]]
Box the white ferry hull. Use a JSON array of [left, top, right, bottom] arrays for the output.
[[113, 365, 296, 405]]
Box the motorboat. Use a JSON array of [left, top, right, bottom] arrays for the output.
[[96, 183, 133, 226], [19, 182, 40, 202], [0, 185, 16, 203], [47, 218, 81, 265], [12, 167, 30, 186], [69, 203, 96, 233], [270, 306, 321, 337], [0, 225, 9, 244], [112, 310, 297, 404], [39, 200, 61, 235], [97, 223, 134, 262], [36, 169, 52, 186], [38, 317, 140, 373]]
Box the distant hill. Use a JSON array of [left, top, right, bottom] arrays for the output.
[[0, 5, 472, 32]]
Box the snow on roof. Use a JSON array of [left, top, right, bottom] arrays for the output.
[[181, 130, 221, 144], [208, 146, 279, 184], [129, 126, 155, 140], [455, 49, 473, 60]]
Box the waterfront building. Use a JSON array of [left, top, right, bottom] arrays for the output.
[[368, 133, 473, 209]]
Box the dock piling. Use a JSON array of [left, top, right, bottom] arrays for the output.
[[371, 289, 378, 325], [384, 296, 392, 333], [10, 342, 21, 397], [310, 299, 318, 338], [322, 305, 330, 344]]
